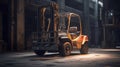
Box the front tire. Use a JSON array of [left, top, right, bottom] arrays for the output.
[[80, 42, 88, 54], [34, 50, 46, 56], [59, 42, 72, 56]]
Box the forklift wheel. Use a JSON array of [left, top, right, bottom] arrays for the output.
[[34, 50, 46, 56], [80, 42, 88, 54], [59, 42, 71, 56]]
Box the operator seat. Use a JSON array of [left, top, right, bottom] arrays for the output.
[[69, 27, 78, 39]]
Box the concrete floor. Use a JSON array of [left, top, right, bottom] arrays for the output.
[[0, 48, 120, 67]]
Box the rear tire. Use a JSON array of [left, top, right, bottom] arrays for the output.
[[59, 42, 71, 56], [80, 42, 88, 54], [34, 50, 46, 56]]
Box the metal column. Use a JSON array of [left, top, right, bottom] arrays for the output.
[[16, 0, 25, 51], [83, 0, 91, 45], [94, 0, 99, 47]]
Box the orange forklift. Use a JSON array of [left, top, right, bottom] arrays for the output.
[[32, 2, 88, 56]]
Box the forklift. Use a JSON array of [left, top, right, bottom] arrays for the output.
[[32, 2, 88, 56]]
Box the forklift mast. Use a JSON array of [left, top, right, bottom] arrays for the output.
[[32, 1, 60, 51]]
